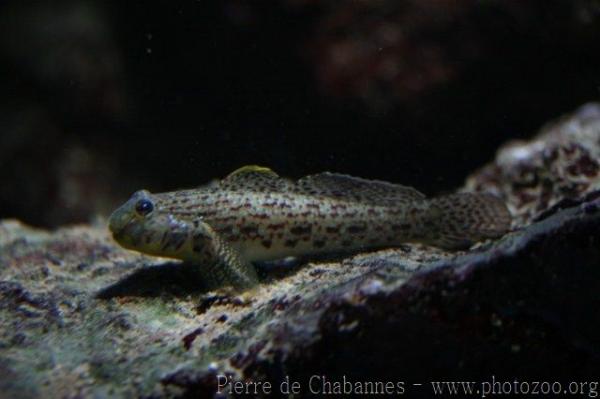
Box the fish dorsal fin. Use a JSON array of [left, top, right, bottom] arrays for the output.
[[294, 172, 425, 206], [220, 165, 289, 191]]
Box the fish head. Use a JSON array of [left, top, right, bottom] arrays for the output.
[[108, 189, 196, 258]]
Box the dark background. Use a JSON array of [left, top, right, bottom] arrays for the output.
[[1, 0, 599, 227]]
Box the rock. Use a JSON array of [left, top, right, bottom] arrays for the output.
[[0, 219, 447, 398], [466, 103, 600, 226], [1, 104, 599, 397]]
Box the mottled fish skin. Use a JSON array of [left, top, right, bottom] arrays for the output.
[[108, 166, 511, 289], [153, 188, 427, 262]]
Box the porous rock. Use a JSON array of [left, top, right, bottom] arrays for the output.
[[466, 103, 600, 226]]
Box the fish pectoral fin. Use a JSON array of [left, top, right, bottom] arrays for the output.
[[215, 241, 259, 290], [196, 253, 259, 291], [190, 222, 259, 290]]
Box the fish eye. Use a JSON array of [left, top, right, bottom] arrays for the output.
[[135, 199, 154, 216]]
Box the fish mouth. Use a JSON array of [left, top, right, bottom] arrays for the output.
[[108, 216, 138, 249], [108, 206, 133, 239], [110, 226, 126, 241]]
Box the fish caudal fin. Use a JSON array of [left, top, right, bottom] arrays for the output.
[[422, 193, 511, 250]]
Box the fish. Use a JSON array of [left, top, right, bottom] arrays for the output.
[[108, 165, 511, 289]]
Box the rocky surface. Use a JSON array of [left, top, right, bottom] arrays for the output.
[[466, 103, 600, 226], [1, 104, 600, 398]]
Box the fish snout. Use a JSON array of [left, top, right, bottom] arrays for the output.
[[108, 205, 132, 236]]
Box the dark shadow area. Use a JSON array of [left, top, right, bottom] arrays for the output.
[[255, 258, 308, 283], [96, 258, 315, 300], [96, 261, 212, 299], [256, 245, 412, 283]]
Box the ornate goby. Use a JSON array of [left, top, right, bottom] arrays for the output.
[[108, 166, 511, 289]]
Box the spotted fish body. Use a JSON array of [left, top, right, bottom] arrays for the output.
[[109, 166, 511, 289]]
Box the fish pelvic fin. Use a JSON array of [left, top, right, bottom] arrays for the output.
[[421, 193, 512, 250]]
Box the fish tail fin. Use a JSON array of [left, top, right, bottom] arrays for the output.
[[422, 193, 511, 250]]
